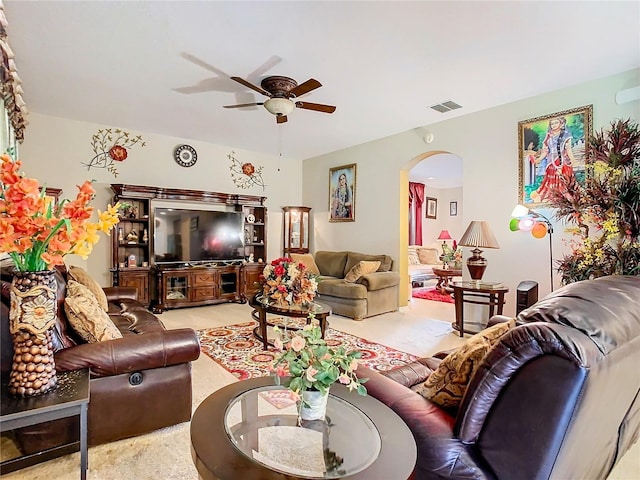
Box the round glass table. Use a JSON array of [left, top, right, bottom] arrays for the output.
[[191, 376, 417, 480]]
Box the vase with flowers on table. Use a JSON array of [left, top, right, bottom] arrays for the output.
[[0, 154, 120, 396], [272, 319, 368, 421]]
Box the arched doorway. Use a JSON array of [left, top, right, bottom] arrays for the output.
[[398, 151, 463, 305]]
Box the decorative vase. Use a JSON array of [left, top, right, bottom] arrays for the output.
[[8, 270, 58, 397], [300, 389, 329, 421]]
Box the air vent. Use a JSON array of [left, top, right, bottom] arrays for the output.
[[430, 100, 462, 113]]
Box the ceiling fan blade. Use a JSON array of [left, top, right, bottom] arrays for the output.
[[276, 115, 288, 124], [289, 79, 322, 98], [231, 77, 270, 96], [223, 102, 264, 109], [295, 101, 336, 114], [246, 55, 282, 81]]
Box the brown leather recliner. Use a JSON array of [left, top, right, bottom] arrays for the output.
[[1, 262, 201, 455], [358, 275, 640, 480]]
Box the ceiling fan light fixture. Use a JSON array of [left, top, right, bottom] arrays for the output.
[[263, 97, 295, 116]]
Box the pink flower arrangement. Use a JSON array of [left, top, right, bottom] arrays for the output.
[[272, 321, 367, 396]]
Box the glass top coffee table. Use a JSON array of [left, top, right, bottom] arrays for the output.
[[249, 294, 331, 350], [191, 376, 416, 479]]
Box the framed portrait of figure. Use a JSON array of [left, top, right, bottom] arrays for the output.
[[329, 163, 356, 222], [518, 105, 593, 207], [425, 197, 437, 219]]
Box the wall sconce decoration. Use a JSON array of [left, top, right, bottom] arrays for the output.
[[510, 204, 554, 291]]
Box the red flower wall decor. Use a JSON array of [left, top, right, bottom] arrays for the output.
[[228, 150, 266, 190], [84, 128, 146, 177]]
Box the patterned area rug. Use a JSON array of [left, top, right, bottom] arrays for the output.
[[412, 287, 455, 303], [197, 320, 418, 381]]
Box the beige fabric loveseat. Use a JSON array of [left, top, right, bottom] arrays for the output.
[[295, 251, 400, 321]]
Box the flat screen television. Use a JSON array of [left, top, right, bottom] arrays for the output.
[[153, 207, 244, 264]]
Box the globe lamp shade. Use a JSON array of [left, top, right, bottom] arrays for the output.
[[531, 222, 548, 239], [509, 218, 520, 232], [518, 217, 536, 232]]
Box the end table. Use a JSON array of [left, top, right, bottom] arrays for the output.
[[1, 368, 90, 479], [451, 282, 509, 337]]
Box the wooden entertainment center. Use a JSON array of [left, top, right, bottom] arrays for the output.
[[110, 184, 267, 312]]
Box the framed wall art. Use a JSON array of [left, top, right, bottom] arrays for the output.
[[450, 201, 457, 216], [329, 163, 356, 222], [518, 104, 593, 207], [425, 197, 437, 219]]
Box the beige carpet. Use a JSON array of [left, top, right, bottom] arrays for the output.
[[2, 300, 639, 479]]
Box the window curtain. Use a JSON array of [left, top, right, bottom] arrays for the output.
[[409, 182, 425, 245]]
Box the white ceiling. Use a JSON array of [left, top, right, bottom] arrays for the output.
[[4, 1, 639, 161]]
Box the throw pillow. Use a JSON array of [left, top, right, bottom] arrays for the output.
[[68, 265, 109, 312], [416, 319, 516, 409], [344, 260, 381, 283], [64, 280, 123, 343], [417, 247, 440, 265], [408, 246, 420, 265], [290, 253, 320, 275]]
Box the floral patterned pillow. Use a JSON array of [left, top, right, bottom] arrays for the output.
[[64, 280, 122, 343], [416, 319, 516, 409]]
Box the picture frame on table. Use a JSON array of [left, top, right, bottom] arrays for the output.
[[425, 197, 437, 219], [518, 104, 593, 207], [329, 163, 356, 222], [450, 201, 457, 216]]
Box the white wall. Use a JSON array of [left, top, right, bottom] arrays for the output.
[[303, 68, 640, 314], [18, 113, 303, 285]]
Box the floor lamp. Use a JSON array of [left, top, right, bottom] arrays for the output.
[[510, 205, 554, 292]]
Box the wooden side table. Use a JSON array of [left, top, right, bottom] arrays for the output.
[[451, 282, 509, 337], [1, 369, 90, 479], [432, 267, 462, 294]]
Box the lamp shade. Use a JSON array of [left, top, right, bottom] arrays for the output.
[[458, 221, 500, 249], [263, 97, 295, 116], [437, 230, 452, 240]]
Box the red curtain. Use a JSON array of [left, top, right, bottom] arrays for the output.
[[409, 182, 425, 245]]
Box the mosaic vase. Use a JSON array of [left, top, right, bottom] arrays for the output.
[[8, 270, 58, 396]]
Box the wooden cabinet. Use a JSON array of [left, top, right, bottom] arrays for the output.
[[109, 184, 267, 311], [118, 270, 150, 306], [243, 204, 267, 263], [282, 206, 311, 255], [155, 265, 241, 312], [110, 185, 152, 306], [241, 263, 264, 302]]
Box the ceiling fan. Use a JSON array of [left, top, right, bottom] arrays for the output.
[[224, 75, 336, 124]]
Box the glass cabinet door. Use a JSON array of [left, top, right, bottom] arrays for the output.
[[283, 206, 311, 255]]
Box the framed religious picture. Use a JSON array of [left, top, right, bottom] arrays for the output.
[[518, 105, 593, 207], [329, 163, 356, 222], [425, 197, 437, 219]]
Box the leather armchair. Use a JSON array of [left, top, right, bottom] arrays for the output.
[[358, 276, 640, 479], [1, 263, 201, 454]]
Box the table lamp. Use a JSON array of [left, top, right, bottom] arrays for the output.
[[458, 221, 500, 283], [437, 230, 452, 250]]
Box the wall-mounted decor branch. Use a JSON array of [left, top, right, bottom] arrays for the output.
[[228, 150, 266, 190], [83, 128, 146, 178]]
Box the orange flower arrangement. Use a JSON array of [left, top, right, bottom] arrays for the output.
[[0, 155, 120, 272]]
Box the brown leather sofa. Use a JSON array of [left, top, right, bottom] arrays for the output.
[[358, 275, 640, 479], [1, 262, 201, 455]]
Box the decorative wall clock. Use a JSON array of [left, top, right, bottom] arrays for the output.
[[174, 144, 198, 167]]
